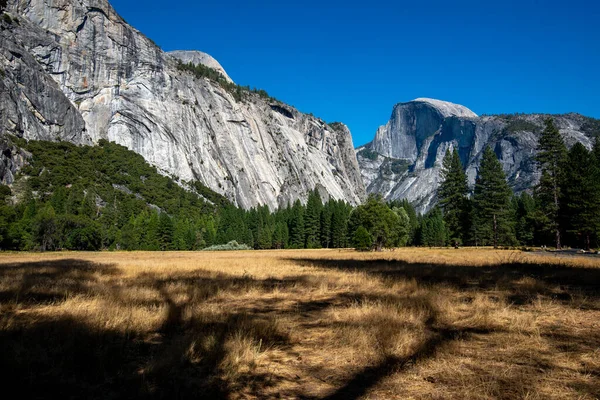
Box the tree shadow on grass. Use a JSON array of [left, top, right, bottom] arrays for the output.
[[288, 257, 600, 304], [288, 256, 600, 400], [0, 259, 300, 399]]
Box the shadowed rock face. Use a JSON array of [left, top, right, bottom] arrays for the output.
[[359, 99, 596, 213], [1, 0, 365, 209]]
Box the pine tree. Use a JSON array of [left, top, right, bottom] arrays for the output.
[[352, 226, 373, 251], [535, 118, 567, 249], [392, 206, 410, 246], [304, 190, 323, 248], [288, 200, 305, 248], [157, 212, 174, 250], [420, 207, 447, 247], [513, 192, 536, 246], [331, 201, 349, 248], [472, 147, 514, 248], [438, 149, 469, 245], [562, 143, 600, 250], [320, 201, 333, 248]]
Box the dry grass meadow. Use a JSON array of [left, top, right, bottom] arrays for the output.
[[1, 248, 599, 399]]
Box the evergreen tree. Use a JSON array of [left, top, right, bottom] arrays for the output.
[[331, 201, 349, 248], [438, 149, 469, 245], [352, 226, 373, 251], [420, 207, 447, 247], [272, 221, 288, 249], [304, 190, 323, 248], [349, 195, 400, 251], [562, 143, 600, 249], [535, 118, 567, 248], [288, 200, 305, 248], [392, 206, 410, 246], [513, 192, 536, 246], [157, 212, 174, 250], [472, 147, 514, 248], [320, 201, 333, 248]]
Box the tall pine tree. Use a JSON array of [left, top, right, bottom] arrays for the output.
[[304, 190, 323, 248], [561, 143, 600, 250], [472, 147, 514, 248], [438, 149, 469, 245], [535, 118, 567, 249]]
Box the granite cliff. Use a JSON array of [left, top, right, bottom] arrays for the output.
[[0, 0, 365, 209], [358, 98, 598, 212]]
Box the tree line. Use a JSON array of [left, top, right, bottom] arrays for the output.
[[433, 118, 600, 250], [1, 117, 598, 252]]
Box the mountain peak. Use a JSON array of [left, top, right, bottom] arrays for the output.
[[411, 98, 478, 118]]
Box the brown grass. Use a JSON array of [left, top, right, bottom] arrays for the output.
[[1, 248, 599, 399]]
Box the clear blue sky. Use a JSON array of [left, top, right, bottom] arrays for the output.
[[111, 0, 599, 147]]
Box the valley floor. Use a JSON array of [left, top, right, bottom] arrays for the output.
[[1, 249, 599, 399]]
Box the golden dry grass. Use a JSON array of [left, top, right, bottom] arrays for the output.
[[1, 248, 599, 399]]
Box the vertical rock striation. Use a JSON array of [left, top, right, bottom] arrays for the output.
[[1, 0, 366, 209], [358, 99, 597, 213]]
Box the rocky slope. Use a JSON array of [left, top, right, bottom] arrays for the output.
[[0, 0, 365, 209], [358, 99, 599, 212]]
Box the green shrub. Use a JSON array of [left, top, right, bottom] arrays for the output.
[[202, 240, 252, 251]]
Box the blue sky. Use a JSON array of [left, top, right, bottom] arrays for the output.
[[111, 0, 599, 146]]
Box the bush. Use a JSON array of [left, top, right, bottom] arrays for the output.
[[202, 240, 252, 251]]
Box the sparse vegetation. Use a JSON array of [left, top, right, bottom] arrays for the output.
[[176, 60, 278, 103], [1, 248, 599, 399], [357, 147, 379, 161]]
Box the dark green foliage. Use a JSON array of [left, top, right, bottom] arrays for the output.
[[304, 190, 322, 248], [357, 147, 379, 161], [176, 61, 277, 103], [389, 199, 419, 245], [389, 160, 410, 175], [579, 117, 600, 138], [348, 195, 406, 251], [0, 184, 11, 201], [352, 226, 373, 251], [419, 207, 447, 247], [438, 149, 469, 244], [561, 143, 600, 250], [504, 119, 540, 134], [512, 193, 536, 246], [535, 118, 568, 248], [2, 13, 11, 24], [472, 147, 514, 247], [328, 122, 345, 131], [0, 139, 224, 251], [288, 200, 305, 249]]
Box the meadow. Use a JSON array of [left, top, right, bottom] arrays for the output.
[[1, 248, 599, 399]]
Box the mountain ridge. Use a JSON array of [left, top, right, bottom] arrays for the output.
[[0, 0, 366, 210], [358, 98, 599, 212]]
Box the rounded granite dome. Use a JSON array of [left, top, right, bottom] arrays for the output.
[[411, 98, 478, 118]]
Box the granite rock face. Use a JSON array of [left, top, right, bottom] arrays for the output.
[[1, 0, 366, 209], [168, 50, 234, 83], [359, 99, 596, 213]]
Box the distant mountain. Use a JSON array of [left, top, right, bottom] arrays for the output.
[[0, 0, 365, 209], [357, 99, 599, 212]]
